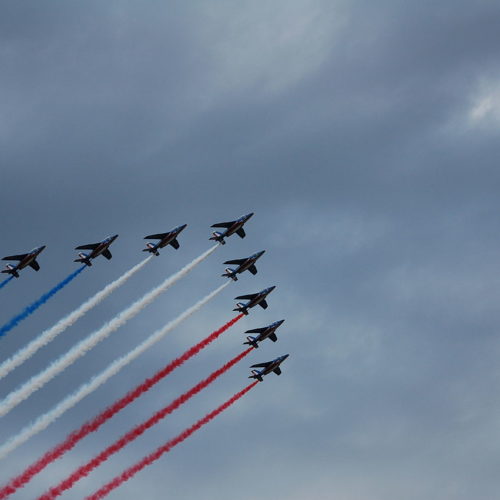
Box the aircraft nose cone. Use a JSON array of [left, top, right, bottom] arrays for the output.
[[40, 245, 46, 251], [179, 224, 187, 230], [268, 285, 276, 292], [282, 354, 289, 361]]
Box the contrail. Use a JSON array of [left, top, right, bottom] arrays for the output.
[[0, 245, 218, 418], [0, 267, 86, 339], [0, 257, 152, 381], [0, 310, 241, 497], [85, 381, 259, 500], [39, 348, 253, 499], [0, 276, 13, 290]]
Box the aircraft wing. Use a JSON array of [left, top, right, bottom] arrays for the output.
[[250, 361, 272, 368], [224, 258, 246, 265], [169, 238, 180, 250], [268, 333, 278, 342], [273, 367, 282, 375], [75, 243, 99, 250], [29, 260, 40, 271], [248, 264, 257, 275], [236, 227, 246, 238], [144, 232, 169, 240], [211, 221, 234, 229], [235, 293, 257, 300], [2, 254, 28, 261], [102, 249, 112, 260], [259, 299, 268, 309], [245, 327, 265, 334]]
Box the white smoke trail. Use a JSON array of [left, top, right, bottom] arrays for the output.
[[0, 257, 153, 381], [0, 281, 229, 459], [0, 245, 218, 418]]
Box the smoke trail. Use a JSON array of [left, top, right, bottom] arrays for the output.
[[0, 267, 85, 339], [0, 310, 240, 498], [40, 348, 253, 499], [86, 381, 258, 500], [0, 257, 152, 381], [0, 245, 218, 418], [0, 276, 13, 290], [0, 283, 231, 475]]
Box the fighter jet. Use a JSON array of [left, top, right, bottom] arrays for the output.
[[74, 235, 118, 266], [233, 286, 276, 315], [1, 245, 46, 278], [209, 212, 254, 245], [143, 224, 187, 256], [244, 319, 285, 348], [249, 354, 289, 381], [222, 250, 265, 281]]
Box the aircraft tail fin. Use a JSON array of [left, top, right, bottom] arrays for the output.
[[74, 253, 92, 267], [143, 243, 160, 256], [233, 302, 248, 315], [244, 336, 258, 348], [209, 231, 225, 244], [249, 370, 263, 382], [1, 265, 19, 278], [222, 268, 238, 281]]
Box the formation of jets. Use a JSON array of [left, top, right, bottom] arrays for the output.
[[1, 213, 290, 380]]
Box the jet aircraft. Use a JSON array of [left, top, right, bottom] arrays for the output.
[[222, 250, 265, 281], [244, 319, 285, 348], [249, 354, 289, 381], [233, 286, 276, 315], [74, 235, 118, 266], [143, 224, 187, 256], [1, 245, 46, 278], [209, 212, 254, 245]]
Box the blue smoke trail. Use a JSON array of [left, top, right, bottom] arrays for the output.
[[0, 276, 14, 290], [0, 266, 86, 339]]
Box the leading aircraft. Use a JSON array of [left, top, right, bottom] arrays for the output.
[[249, 354, 289, 381], [209, 212, 254, 245], [74, 235, 118, 266], [222, 250, 265, 281], [1, 245, 46, 278], [233, 286, 276, 315], [143, 224, 187, 256], [243, 319, 285, 348]]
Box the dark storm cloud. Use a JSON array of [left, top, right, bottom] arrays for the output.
[[1, 1, 500, 499]]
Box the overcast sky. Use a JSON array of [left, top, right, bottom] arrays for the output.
[[1, 1, 500, 499]]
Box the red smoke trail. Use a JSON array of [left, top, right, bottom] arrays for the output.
[[0, 315, 243, 500], [86, 381, 258, 500], [40, 349, 254, 500]]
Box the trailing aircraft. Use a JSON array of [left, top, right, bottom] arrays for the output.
[[1, 246, 46, 278], [222, 250, 265, 281], [233, 286, 276, 315], [74, 235, 118, 266], [209, 212, 254, 245], [243, 319, 285, 348], [249, 354, 289, 381], [143, 224, 187, 256]]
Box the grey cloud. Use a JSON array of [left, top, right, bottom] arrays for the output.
[[1, 1, 500, 499]]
